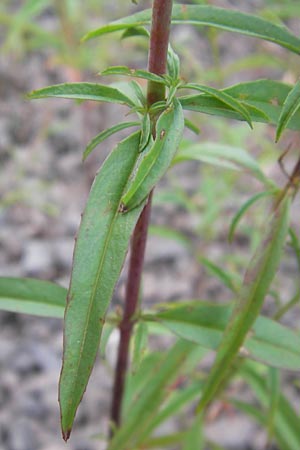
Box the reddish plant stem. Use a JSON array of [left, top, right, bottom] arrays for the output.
[[109, 192, 152, 433], [147, 0, 173, 105], [109, 0, 173, 436]]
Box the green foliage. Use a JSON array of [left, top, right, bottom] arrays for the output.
[[197, 193, 291, 413], [121, 98, 184, 211], [1, 1, 300, 449], [276, 79, 300, 141], [0, 277, 66, 317], [83, 4, 300, 55], [180, 80, 300, 131], [27, 82, 135, 106], [59, 131, 146, 439], [144, 300, 300, 371]]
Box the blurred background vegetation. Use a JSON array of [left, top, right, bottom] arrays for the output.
[[1, 0, 299, 288], [0, 2, 300, 449]]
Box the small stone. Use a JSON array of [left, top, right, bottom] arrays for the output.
[[21, 240, 53, 276], [7, 418, 41, 450]]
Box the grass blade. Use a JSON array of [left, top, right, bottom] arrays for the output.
[[59, 132, 146, 441]]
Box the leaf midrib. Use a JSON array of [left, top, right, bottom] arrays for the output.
[[66, 150, 141, 406]]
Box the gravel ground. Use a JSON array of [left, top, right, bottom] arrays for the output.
[[0, 1, 299, 449]]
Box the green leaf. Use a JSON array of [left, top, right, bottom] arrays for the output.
[[167, 45, 181, 81], [82, 5, 300, 55], [111, 80, 146, 108], [288, 227, 300, 270], [197, 193, 291, 412], [138, 380, 204, 446], [276, 79, 300, 142], [173, 141, 268, 184], [0, 277, 66, 318], [101, 66, 166, 84], [228, 191, 275, 242], [183, 414, 204, 450], [27, 82, 135, 106], [83, 121, 139, 161], [184, 118, 200, 135], [180, 80, 300, 131], [122, 352, 162, 416], [131, 322, 148, 374], [139, 113, 152, 152], [120, 98, 184, 212], [183, 83, 253, 128], [199, 257, 240, 293], [142, 432, 187, 448], [144, 299, 300, 371], [266, 368, 280, 444], [59, 132, 146, 441], [239, 362, 300, 450], [108, 339, 197, 450], [121, 26, 149, 39], [128, 346, 206, 446]]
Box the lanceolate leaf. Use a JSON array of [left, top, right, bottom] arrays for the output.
[[82, 5, 300, 55], [27, 82, 135, 106], [183, 83, 253, 128], [228, 191, 275, 242], [121, 98, 184, 211], [276, 79, 300, 142], [180, 80, 300, 131], [59, 132, 146, 441], [144, 300, 300, 371], [173, 141, 268, 184], [0, 277, 66, 318], [83, 121, 139, 161], [199, 257, 240, 293], [197, 193, 291, 412], [101, 66, 166, 84], [121, 26, 149, 39]]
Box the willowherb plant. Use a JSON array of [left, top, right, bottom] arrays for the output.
[[1, 1, 300, 448]]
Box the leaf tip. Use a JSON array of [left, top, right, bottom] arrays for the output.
[[80, 33, 89, 44], [275, 131, 280, 143], [62, 428, 71, 442], [25, 91, 34, 100]]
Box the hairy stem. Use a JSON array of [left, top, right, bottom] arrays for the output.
[[109, 0, 173, 436]]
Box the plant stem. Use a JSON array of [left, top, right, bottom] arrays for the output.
[[147, 0, 173, 106], [109, 0, 173, 436], [109, 192, 152, 433]]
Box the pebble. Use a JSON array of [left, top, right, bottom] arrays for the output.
[[21, 240, 54, 276], [6, 418, 41, 450]]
